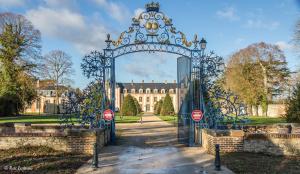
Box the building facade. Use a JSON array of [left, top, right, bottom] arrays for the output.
[[115, 81, 178, 113], [25, 80, 68, 113]]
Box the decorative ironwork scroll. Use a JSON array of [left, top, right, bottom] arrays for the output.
[[60, 2, 248, 146]]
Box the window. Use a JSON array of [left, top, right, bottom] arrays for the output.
[[153, 89, 158, 93], [139, 89, 143, 94], [146, 97, 150, 102], [36, 100, 40, 109], [154, 97, 157, 102], [169, 89, 174, 94], [123, 89, 127, 93], [131, 89, 135, 93], [161, 89, 165, 94], [139, 97, 143, 102], [146, 88, 151, 94]]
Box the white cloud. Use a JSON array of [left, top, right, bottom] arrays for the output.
[[121, 53, 177, 79], [0, 0, 24, 8], [234, 38, 244, 45], [245, 19, 280, 30], [275, 41, 294, 51], [216, 7, 240, 21], [43, 0, 77, 9], [134, 8, 144, 18], [26, 7, 109, 54], [93, 0, 130, 22]]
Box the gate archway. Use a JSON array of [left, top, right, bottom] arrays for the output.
[[74, 2, 243, 147]]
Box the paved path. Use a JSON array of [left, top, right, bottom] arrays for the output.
[[76, 114, 234, 174]]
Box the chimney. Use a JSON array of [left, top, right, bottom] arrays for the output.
[[142, 80, 144, 83], [152, 80, 154, 83], [173, 80, 176, 83], [131, 80, 133, 85], [164, 80, 167, 84], [37, 80, 40, 88]]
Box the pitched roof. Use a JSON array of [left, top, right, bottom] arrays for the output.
[[38, 85, 68, 90], [116, 82, 177, 92]]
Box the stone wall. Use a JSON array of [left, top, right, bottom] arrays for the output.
[[202, 124, 300, 156], [0, 123, 110, 155], [251, 104, 286, 117]]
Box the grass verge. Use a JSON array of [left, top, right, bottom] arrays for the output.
[[158, 115, 178, 124], [114, 115, 141, 123], [0, 115, 62, 124], [222, 152, 300, 174], [246, 116, 286, 125], [222, 116, 287, 125], [0, 146, 91, 174]]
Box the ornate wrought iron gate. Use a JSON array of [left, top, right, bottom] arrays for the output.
[[63, 2, 247, 146]]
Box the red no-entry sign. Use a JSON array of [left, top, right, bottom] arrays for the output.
[[191, 110, 203, 122], [103, 109, 114, 121]]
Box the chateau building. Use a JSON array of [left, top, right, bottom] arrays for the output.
[[25, 80, 69, 113], [115, 81, 178, 113]]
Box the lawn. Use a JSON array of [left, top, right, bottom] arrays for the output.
[[246, 116, 286, 125], [158, 115, 178, 124], [0, 114, 141, 124], [0, 146, 91, 174], [221, 152, 300, 174], [0, 114, 287, 125], [115, 115, 141, 123], [0, 115, 63, 124], [222, 116, 287, 125]]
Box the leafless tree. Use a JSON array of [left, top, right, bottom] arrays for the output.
[[294, 19, 300, 53], [40, 50, 74, 112]]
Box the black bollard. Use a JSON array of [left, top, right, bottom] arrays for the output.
[[215, 144, 221, 171], [92, 143, 98, 168]]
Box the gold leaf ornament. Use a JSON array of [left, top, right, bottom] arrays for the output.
[[112, 32, 125, 46], [179, 32, 192, 47]]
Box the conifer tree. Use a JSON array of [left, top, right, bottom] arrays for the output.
[[121, 94, 137, 116], [160, 94, 175, 116], [285, 83, 300, 123], [133, 97, 142, 114], [154, 99, 163, 115]]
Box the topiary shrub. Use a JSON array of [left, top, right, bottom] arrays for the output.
[[133, 97, 142, 114], [285, 83, 300, 123], [154, 100, 163, 115], [160, 93, 175, 116], [121, 94, 137, 116]]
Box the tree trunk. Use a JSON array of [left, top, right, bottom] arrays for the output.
[[259, 61, 269, 117], [247, 104, 253, 116], [55, 80, 59, 114], [254, 105, 259, 116]]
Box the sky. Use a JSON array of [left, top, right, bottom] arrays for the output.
[[0, 0, 299, 89]]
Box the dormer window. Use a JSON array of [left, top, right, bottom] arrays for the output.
[[123, 89, 127, 93], [139, 89, 143, 94], [146, 88, 151, 94], [169, 89, 174, 94], [131, 89, 135, 93], [153, 89, 158, 93], [161, 89, 165, 94]]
